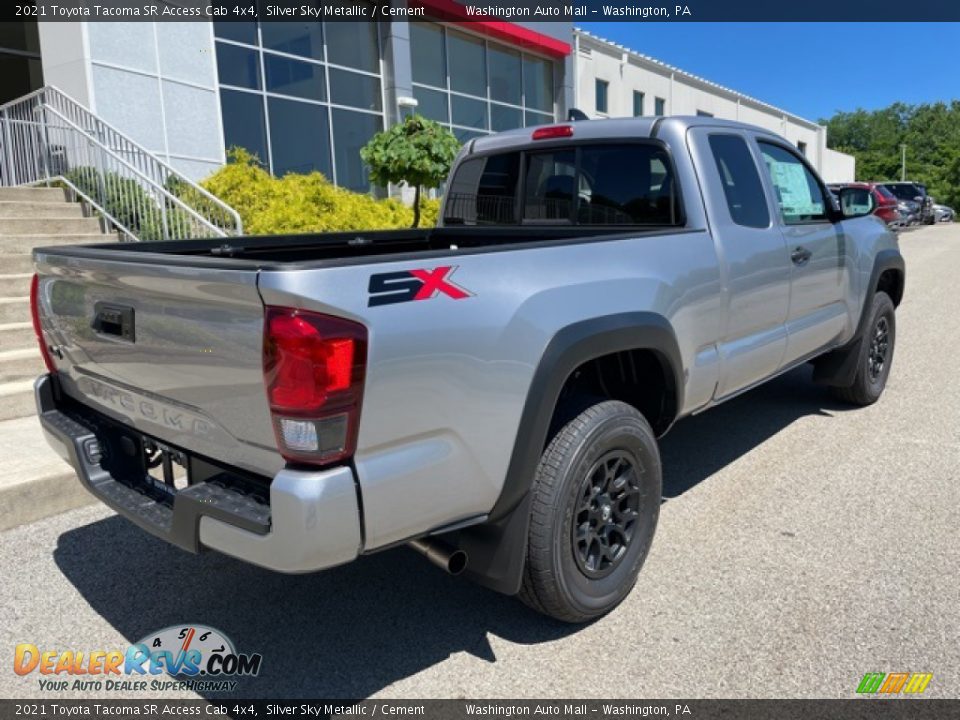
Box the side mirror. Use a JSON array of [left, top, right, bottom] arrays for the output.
[[838, 187, 875, 219]]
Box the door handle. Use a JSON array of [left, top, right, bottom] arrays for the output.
[[791, 246, 812, 265]]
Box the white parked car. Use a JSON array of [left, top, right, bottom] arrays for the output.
[[933, 204, 955, 222]]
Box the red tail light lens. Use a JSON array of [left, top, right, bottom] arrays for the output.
[[532, 125, 574, 140], [30, 274, 56, 373], [263, 307, 367, 466]]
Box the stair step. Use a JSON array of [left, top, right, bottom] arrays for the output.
[[0, 234, 108, 254], [1, 274, 32, 297], [0, 201, 84, 219], [0, 414, 95, 531], [0, 217, 103, 236], [0, 347, 44, 383], [0, 297, 29, 324], [0, 254, 35, 273], [0, 187, 66, 202], [0, 378, 36, 422], [0, 321, 34, 349]]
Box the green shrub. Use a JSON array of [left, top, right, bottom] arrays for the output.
[[200, 148, 443, 235]]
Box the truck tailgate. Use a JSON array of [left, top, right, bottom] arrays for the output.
[[33, 250, 281, 478]]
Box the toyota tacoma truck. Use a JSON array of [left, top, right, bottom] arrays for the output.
[[32, 117, 904, 622]]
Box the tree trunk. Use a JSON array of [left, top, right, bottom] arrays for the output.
[[412, 184, 421, 228]]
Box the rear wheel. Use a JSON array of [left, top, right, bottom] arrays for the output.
[[518, 400, 661, 623], [832, 292, 896, 406]]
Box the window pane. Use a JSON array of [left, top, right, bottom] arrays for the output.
[[268, 97, 331, 177], [261, 22, 323, 59], [477, 153, 520, 223], [0, 20, 41, 53], [525, 111, 553, 127], [759, 142, 828, 224], [413, 86, 448, 123], [633, 91, 644, 116], [216, 42, 260, 89], [595, 80, 608, 113], [264, 54, 326, 101], [524, 149, 576, 222], [0, 53, 42, 105], [654, 97, 665, 115], [326, 18, 379, 73], [452, 95, 488, 130], [214, 21, 257, 45], [707, 134, 770, 228], [329, 68, 382, 111], [523, 56, 554, 112], [454, 128, 485, 144], [488, 45, 521, 105], [410, 22, 445, 88], [577, 145, 680, 225], [220, 89, 268, 166], [448, 30, 486, 97], [490, 103, 522, 132], [331, 108, 382, 191]]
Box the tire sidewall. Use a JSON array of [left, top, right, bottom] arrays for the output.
[[860, 293, 896, 400], [548, 405, 661, 617]]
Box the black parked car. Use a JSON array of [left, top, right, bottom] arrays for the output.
[[877, 181, 936, 225]]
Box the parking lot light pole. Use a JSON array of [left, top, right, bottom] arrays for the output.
[[901, 143, 907, 181]]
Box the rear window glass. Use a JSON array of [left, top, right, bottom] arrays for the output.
[[707, 134, 770, 228], [444, 143, 682, 226]]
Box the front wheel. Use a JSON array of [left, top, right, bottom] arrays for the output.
[[518, 400, 661, 623], [832, 292, 896, 406]]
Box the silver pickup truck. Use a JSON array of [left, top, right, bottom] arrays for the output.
[[32, 117, 904, 622]]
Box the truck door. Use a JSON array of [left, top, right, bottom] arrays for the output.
[[754, 140, 848, 366], [687, 128, 791, 399]]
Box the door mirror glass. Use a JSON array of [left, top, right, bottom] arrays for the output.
[[839, 187, 875, 218]]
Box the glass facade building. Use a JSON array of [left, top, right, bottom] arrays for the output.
[[214, 16, 385, 191], [211, 17, 566, 192], [409, 22, 557, 144]]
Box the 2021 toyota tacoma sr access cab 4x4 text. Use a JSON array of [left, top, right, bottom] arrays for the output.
[[32, 117, 904, 622]]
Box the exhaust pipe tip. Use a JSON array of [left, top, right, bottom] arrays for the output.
[[409, 538, 468, 576]]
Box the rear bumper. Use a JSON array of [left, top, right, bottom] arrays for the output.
[[36, 374, 362, 573]]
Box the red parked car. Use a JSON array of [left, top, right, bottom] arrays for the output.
[[829, 182, 901, 227]]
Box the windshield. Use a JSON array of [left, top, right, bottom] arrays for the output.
[[884, 183, 923, 201]]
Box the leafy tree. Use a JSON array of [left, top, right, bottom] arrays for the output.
[[360, 114, 460, 227], [821, 100, 960, 209]]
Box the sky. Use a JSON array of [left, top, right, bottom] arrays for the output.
[[578, 23, 960, 121]]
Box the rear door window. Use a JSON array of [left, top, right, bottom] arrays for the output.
[[707, 134, 770, 228], [444, 142, 682, 227]]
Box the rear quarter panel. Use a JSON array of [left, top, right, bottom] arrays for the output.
[[259, 228, 723, 550]]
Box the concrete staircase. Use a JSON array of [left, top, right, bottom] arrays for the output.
[[0, 185, 107, 530]]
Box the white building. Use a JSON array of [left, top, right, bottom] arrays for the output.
[[573, 29, 855, 183]]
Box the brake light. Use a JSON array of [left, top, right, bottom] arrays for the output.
[[263, 307, 367, 466], [30, 274, 56, 373], [532, 125, 574, 140]]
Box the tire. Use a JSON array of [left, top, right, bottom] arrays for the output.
[[518, 400, 661, 623], [832, 292, 896, 406]]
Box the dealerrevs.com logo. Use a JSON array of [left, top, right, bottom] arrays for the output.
[[14, 624, 262, 693]]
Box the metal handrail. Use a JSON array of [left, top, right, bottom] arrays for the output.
[[0, 86, 242, 241]]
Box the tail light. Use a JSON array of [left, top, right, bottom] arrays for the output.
[[30, 274, 56, 373], [532, 125, 574, 140], [263, 307, 367, 466]]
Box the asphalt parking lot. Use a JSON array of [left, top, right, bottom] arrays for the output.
[[2, 223, 958, 701]]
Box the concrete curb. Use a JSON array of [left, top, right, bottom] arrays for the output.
[[0, 469, 96, 532]]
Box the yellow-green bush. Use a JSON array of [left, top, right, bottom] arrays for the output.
[[200, 149, 442, 235]]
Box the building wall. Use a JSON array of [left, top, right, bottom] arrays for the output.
[[39, 21, 225, 180], [822, 147, 857, 184], [574, 29, 854, 181], [39, 17, 572, 185]]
